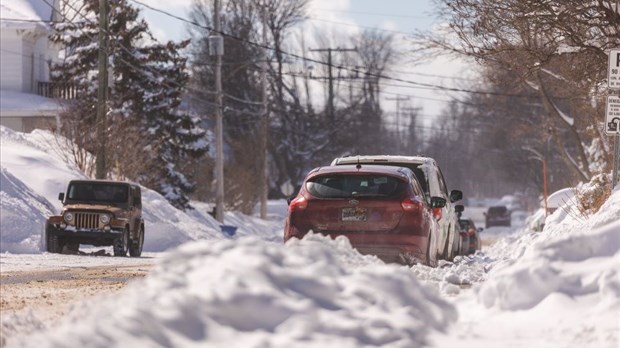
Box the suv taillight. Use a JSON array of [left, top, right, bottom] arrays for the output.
[[289, 196, 308, 212], [401, 197, 422, 212], [432, 207, 443, 220]]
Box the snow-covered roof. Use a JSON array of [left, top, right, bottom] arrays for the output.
[[0, 0, 55, 30], [0, 90, 60, 117]]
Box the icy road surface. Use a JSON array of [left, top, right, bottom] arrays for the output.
[[0, 252, 158, 345]]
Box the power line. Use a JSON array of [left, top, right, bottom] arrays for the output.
[[0, 17, 58, 23], [0, 48, 51, 62], [127, 0, 569, 101], [273, 69, 508, 108], [40, 0, 230, 114]]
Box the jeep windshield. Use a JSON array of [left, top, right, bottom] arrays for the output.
[[66, 182, 129, 204]]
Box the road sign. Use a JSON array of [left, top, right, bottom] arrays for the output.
[[606, 96, 620, 135], [609, 49, 620, 89], [607, 95, 620, 191]]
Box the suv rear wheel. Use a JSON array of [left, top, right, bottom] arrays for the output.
[[425, 233, 432, 266], [113, 228, 129, 257]]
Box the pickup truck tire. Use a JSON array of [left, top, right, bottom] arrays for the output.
[[113, 228, 129, 257], [129, 227, 144, 257]]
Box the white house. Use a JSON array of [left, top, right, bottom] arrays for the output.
[[0, 0, 62, 133]]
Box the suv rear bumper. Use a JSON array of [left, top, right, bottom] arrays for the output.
[[285, 229, 427, 264]]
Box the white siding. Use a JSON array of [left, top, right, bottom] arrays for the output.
[[0, 30, 24, 91], [34, 35, 52, 82], [22, 38, 35, 93]]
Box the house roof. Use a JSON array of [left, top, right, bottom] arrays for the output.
[[0, 90, 60, 118], [0, 0, 54, 30]]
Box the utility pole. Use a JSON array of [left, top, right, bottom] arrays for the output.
[[210, 0, 225, 223], [309, 47, 357, 122], [402, 106, 421, 154], [259, 7, 268, 220], [95, 0, 108, 179], [386, 96, 410, 154]]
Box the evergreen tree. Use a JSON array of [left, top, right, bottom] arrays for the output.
[[51, 0, 207, 209]]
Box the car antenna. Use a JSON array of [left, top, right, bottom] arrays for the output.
[[356, 155, 362, 169]]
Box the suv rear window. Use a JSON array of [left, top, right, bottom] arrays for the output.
[[306, 174, 405, 199], [335, 161, 429, 198], [488, 206, 508, 215]]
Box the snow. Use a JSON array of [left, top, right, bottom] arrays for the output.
[[0, 0, 53, 29], [550, 98, 575, 126], [1, 126, 619, 347], [0, 90, 60, 117], [432, 187, 620, 347], [546, 187, 576, 209], [8, 235, 457, 348]]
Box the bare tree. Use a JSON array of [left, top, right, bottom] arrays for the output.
[[423, 0, 620, 184]]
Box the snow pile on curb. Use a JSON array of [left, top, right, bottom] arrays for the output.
[[0, 126, 283, 253], [10, 234, 457, 348], [0, 169, 55, 253], [431, 188, 620, 347], [479, 188, 620, 310]]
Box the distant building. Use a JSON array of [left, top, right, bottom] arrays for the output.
[[0, 0, 63, 133]]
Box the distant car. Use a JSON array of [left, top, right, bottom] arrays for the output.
[[330, 155, 463, 261], [484, 205, 511, 228], [458, 217, 481, 255], [284, 164, 446, 267]]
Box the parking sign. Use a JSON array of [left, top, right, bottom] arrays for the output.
[[606, 96, 620, 135], [609, 50, 620, 89]]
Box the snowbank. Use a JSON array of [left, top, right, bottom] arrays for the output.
[[9, 234, 457, 348], [480, 189, 619, 310], [431, 188, 620, 346], [0, 126, 282, 253]]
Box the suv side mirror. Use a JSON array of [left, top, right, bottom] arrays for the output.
[[477, 227, 483, 233], [58, 193, 65, 202], [449, 190, 463, 203], [455, 204, 464, 213], [430, 197, 446, 209], [286, 196, 294, 206]]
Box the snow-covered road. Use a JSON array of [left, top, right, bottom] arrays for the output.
[[1, 127, 618, 347], [0, 253, 158, 346]]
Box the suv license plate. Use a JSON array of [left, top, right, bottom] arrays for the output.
[[342, 207, 368, 222]]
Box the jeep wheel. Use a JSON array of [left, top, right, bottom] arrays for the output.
[[113, 229, 129, 257], [47, 233, 63, 254], [129, 227, 144, 257]]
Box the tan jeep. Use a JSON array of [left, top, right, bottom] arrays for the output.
[[45, 180, 145, 257]]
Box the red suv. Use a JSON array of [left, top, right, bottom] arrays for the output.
[[284, 165, 446, 266]]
